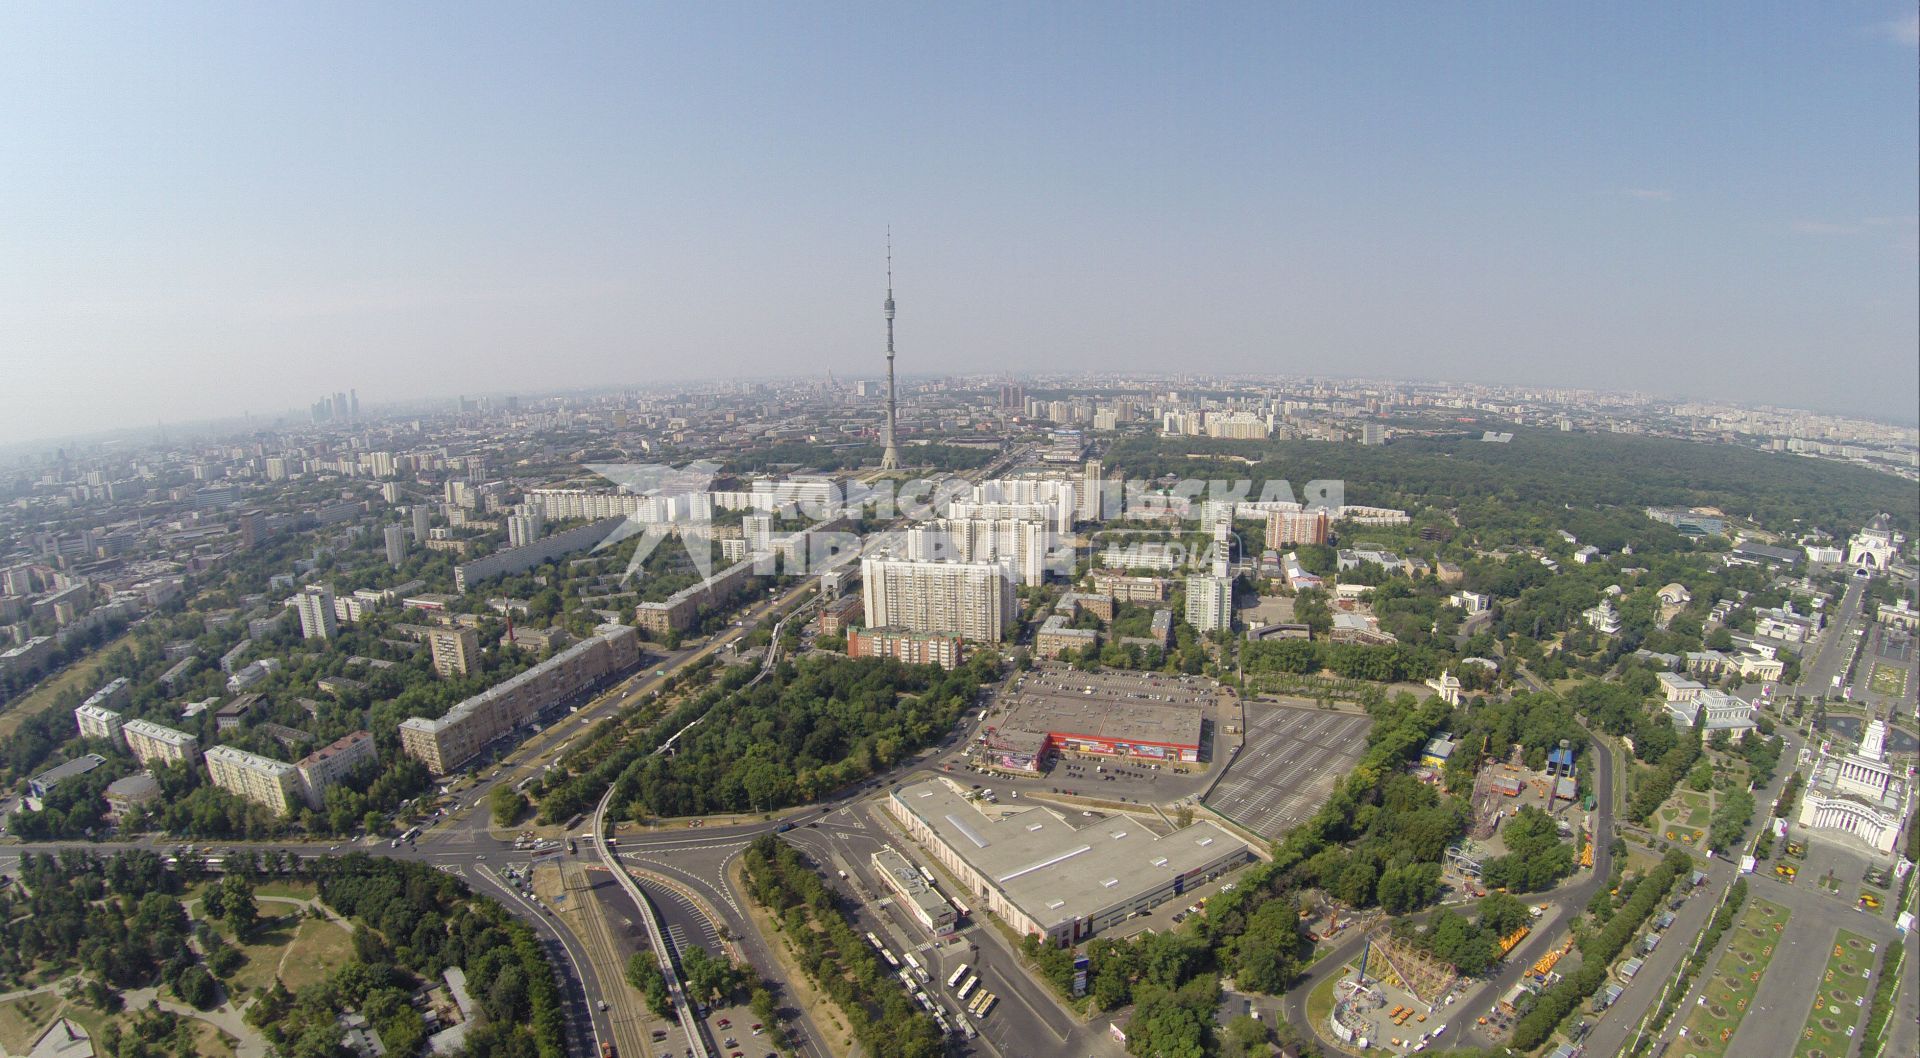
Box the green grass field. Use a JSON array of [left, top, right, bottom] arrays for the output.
[[1793, 930, 1878, 1058], [0, 993, 63, 1056], [184, 884, 354, 1000], [218, 908, 353, 998], [1658, 789, 1713, 845], [1867, 663, 1908, 699], [0, 630, 133, 743], [1675, 898, 1790, 1058]]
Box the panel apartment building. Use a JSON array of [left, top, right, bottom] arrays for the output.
[[453, 517, 625, 592], [861, 558, 1015, 643], [846, 627, 963, 670], [205, 744, 302, 815], [123, 718, 201, 766], [633, 555, 759, 636], [295, 730, 377, 809], [74, 704, 126, 748], [399, 625, 640, 774], [426, 626, 481, 677], [1264, 508, 1330, 549]]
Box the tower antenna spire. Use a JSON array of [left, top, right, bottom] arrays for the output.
[[880, 227, 901, 471]]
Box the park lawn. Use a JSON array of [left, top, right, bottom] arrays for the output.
[[1657, 789, 1713, 845], [252, 880, 320, 901], [1674, 898, 1790, 1058], [1867, 664, 1907, 698], [1792, 930, 1877, 1058], [276, 915, 356, 992], [186, 1017, 239, 1058], [0, 992, 64, 1055], [0, 629, 133, 742], [214, 902, 350, 998], [1305, 968, 1345, 1032]]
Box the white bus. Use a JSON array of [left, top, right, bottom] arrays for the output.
[[973, 992, 997, 1018], [879, 948, 900, 968], [946, 964, 970, 989], [956, 974, 979, 1002], [865, 931, 884, 951]]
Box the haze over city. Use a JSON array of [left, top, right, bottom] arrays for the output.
[[3, 9, 1920, 1058], [2, 2, 1916, 442]]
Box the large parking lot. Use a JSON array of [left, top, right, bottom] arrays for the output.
[[1203, 702, 1371, 839]]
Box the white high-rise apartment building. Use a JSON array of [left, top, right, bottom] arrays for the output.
[[907, 518, 1055, 587], [946, 498, 1074, 535], [293, 585, 338, 640], [743, 514, 774, 552], [862, 558, 1016, 642], [1080, 459, 1104, 522], [507, 508, 545, 548], [1185, 574, 1233, 633], [1203, 411, 1270, 439], [384, 525, 409, 568]]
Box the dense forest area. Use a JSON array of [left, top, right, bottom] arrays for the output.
[[0, 851, 565, 1058], [305, 855, 567, 1058], [1241, 635, 1450, 684], [610, 653, 992, 818], [741, 834, 946, 1058], [1105, 429, 1916, 536], [533, 659, 756, 824]]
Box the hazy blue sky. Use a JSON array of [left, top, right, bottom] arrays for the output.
[[3, 3, 1915, 443]]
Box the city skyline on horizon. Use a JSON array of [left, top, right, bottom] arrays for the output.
[[2, 4, 1915, 445], [5, 364, 1916, 461]]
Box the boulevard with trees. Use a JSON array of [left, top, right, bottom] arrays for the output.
[[740, 834, 945, 1058]]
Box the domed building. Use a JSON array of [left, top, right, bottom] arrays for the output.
[[1846, 513, 1896, 572]]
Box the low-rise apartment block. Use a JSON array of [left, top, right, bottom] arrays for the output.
[[205, 744, 301, 815], [74, 703, 126, 748], [295, 730, 377, 809], [123, 718, 201, 766], [846, 627, 963, 669]]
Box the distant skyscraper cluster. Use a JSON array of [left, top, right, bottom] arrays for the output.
[[310, 389, 360, 423]]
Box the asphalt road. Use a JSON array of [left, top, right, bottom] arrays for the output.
[[1795, 577, 1866, 701]]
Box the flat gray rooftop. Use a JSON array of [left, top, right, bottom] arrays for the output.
[[893, 778, 1251, 931], [997, 665, 1212, 748]]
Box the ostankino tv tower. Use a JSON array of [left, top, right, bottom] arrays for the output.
[[880, 231, 902, 472]]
